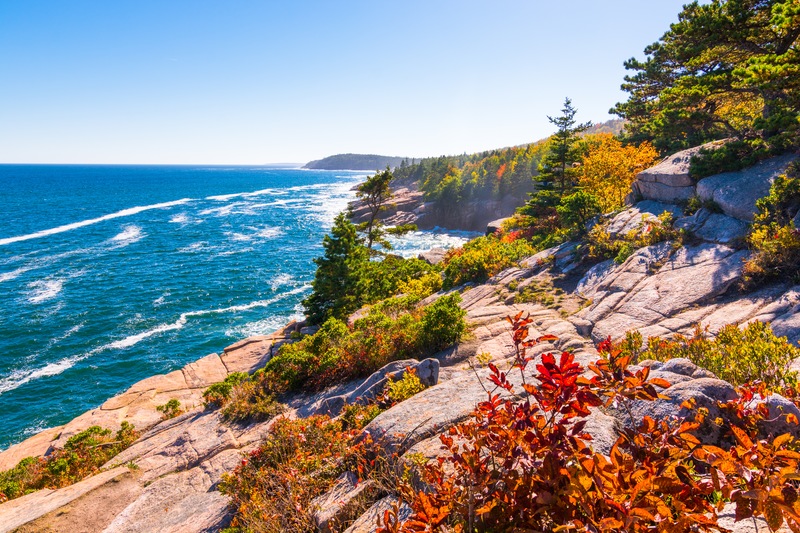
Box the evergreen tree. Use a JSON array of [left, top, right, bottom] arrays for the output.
[[538, 98, 592, 196], [355, 167, 393, 251], [303, 213, 368, 325], [612, 0, 800, 155], [520, 98, 591, 216]]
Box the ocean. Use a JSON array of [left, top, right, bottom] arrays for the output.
[[0, 165, 472, 451]]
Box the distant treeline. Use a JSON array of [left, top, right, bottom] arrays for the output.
[[392, 119, 626, 210], [303, 154, 408, 171]]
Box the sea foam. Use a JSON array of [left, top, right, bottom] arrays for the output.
[[26, 279, 64, 304], [0, 355, 85, 395], [109, 225, 144, 247], [101, 286, 309, 351], [0, 198, 193, 246]]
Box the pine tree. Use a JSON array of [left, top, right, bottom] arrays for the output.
[[355, 167, 393, 251], [303, 213, 368, 325], [520, 98, 591, 215]]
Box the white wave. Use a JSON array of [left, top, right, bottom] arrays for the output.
[[170, 213, 190, 224], [153, 292, 169, 307], [0, 266, 32, 283], [101, 286, 310, 351], [0, 198, 193, 246], [385, 229, 477, 259], [26, 279, 64, 303], [0, 355, 85, 395], [215, 248, 253, 256], [109, 225, 144, 247], [225, 313, 302, 338], [271, 273, 294, 290]]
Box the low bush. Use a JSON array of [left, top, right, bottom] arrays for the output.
[[585, 210, 682, 263], [202, 372, 250, 407], [617, 321, 800, 390], [264, 294, 466, 393], [220, 413, 372, 533], [743, 163, 800, 287], [156, 398, 182, 420], [220, 364, 432, 533], [379, 314, 800, 532], [441, 236, 537, 289], [0, 422, 139, 503]]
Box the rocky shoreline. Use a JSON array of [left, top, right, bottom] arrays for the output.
[[1, 145, 800, 532]]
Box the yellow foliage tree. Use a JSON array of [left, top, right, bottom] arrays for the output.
[[579, 133, 659, 211]]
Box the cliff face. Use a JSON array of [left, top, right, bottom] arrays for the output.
[[349, 181, 524, 232], [2, 149, 800, 532]]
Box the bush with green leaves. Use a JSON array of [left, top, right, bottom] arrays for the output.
[[617, 321, 799, 390], [156, 398, 182, 420], [743, 162, 800, 287], [585, 210, 682, 264], [441, 235, 537, 289], [264, 294, 466, 393], [202, 372, 250, 407], [0, 422, 139, 503]]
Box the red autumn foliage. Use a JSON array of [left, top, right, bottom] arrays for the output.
[[379, 313, 800, 533]]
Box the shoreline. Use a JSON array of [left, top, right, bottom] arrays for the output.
[[0, 321, 302, 471]]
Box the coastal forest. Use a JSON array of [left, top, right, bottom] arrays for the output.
[[1, 1, 800, 532]]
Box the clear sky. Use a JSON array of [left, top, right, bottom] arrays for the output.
[[0, 1, 690, 165]]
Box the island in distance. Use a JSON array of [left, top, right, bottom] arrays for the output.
[[303, 153, 410, 171]]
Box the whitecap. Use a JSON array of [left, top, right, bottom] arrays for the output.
[[0, 266, 32, 283], [0, 355, 84, 395], [170, 213, 190, 224], [225, 313, 302, 338], [99, 286, 310, 351], [178, 241, 209, 253], [109, 225, 144, 247], [0, 198, 193, 246], [270, 273, 294, 290], [26, 279, 64, 303], [205, 188, 280, 201]]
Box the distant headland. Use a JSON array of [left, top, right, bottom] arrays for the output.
[[303, 153, 410, 171]]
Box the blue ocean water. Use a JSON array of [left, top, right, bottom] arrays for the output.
[[0, 165, 472, 450]]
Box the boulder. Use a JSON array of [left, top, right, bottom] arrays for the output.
[[418, 247, 447, 265], [696, 153, 798, 222], [606, 201, 683, 238], [676, 208, 750, 244], [311, 472, 377, 533], [486, 217, 511, 235], [633, 142, 724, 202], [314, 359, 440, 417]]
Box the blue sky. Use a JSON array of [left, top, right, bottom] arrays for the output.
[[0, 1, 689, 164]]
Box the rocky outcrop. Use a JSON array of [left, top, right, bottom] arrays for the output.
[[349, 182, 523, 232], [696, 153, 798, 222], [4, 150, 800, 533], [632, 141, 724, 202]]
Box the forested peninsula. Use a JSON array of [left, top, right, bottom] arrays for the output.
[[303, 154, 408, 171], [1, 1, 799, 532]]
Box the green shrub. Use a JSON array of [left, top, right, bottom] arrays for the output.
[[618, 321, 799, 390], [264, 295, 466, 393], [385, 370, 426, 404], [586, 211, 681, 263], [743, 163, 800, 287], [202, 372, 250, 407], [221, 379, 283, 423], [0, 422, 139, 503], [417, 293, 467, 353], [156, 398, 182, 420], [441, 235, 537, 289]]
